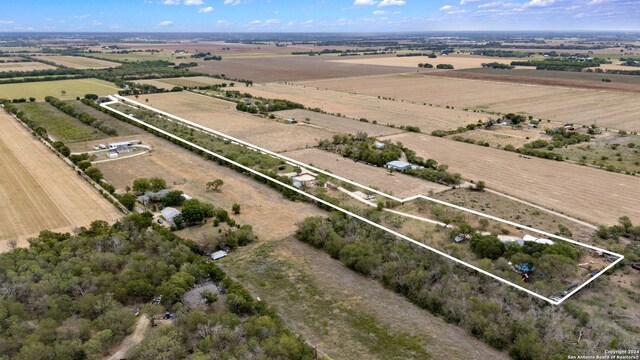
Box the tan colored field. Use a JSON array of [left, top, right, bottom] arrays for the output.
[[301, 73, 640, 132], [273, 109, 401, 136], [135, 76, 230, 89], [34, 55, 120, 69], [130, 91, 334, 152], [447, 127, 547, 148], [0, 61, 56, 72], [380, 132, 640, 225], [96, 134, 324, 241], [330, 55, 526, 70], [287, 148, 448, 197], [0, 111, 122, 249], [233, 83, 489, 132]]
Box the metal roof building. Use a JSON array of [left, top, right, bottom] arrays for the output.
[[385, 160, 413, 171]]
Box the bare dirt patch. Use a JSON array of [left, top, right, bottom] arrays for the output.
[[96, 134, 324, 241], [301, 73, 640, 132], [273, 109, 401, 136], [287, 148, 449, 198], [235, 82, 489, 133], [380, 132, 640, 226], [195, 55, 415, 82], [0, 111, 122, 247], [0, 61, 57, 72], [130, 91, 335, 152]]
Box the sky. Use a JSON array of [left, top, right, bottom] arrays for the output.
[[0, 0, 638, 32]]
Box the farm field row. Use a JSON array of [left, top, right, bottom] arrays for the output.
[[0, 111, 122, 248], [380, 132, 640, 225], [286, 148, 449, 198], [329, 54, 527, 70], [0, 61, 57, 72], [96, 134, 324, 242], [16, 102, 107, 143], [300, 73, 640, 132], [129, 92, 336, 152], [273, 109, 400, 137], [134, 76, 230, 89], [231, 83, 489, 132], [0, 78, 119, 100], [34, 55, 120, 69]]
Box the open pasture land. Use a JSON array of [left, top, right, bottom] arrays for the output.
[[330, 54, 527, 70], [447, 127, 547, 148], [287, 148, 448, 198], [234, 83, 489, 132], [0, 61, 57, 72], [196, 55, 415, 82], [0, 111, 122, 248], [134, 76, 230, 89], [273, 109, 401, 137], [302, 73, 640, 132], [16, 102, 107, 143], [0, 78, 119, 100], [434, 68, 640, 93], [68, 100, 143, 138], [79, 52, 181, 63], [131, 91, 335, 152], [96, 134, 324, 241], [34, 55, 120, 69], [381, 132, 640, 225]]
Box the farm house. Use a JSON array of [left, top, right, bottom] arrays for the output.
[[385, 160, 413, 171]]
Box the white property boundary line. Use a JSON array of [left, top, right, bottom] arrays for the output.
[[103, 95, 624, 305]]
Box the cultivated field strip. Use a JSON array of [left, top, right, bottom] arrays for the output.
[[104, 95, 623, 305], [0, 111, 122, 245]]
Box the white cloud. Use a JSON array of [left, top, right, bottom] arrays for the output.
[[0, 20, 15, 24], [223, 0, 241, 4], [523, 0, 555, 7], [439, 5, 454, 10], [158, 20, 173, 26], [354, 0, 376, 5], [163, 0, 180, 4], [459, 0, 482, 4], [378, 0, 405, 6], [589, 0, 605, 4], [198, 6, 213, 12], [304, 19, 314, 24], [373, 10, 387, 14], [265, 18, 280, 24], [184, 0, 204, 5]]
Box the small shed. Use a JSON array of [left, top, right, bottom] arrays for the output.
[[374, 141, 385, 149], [385, 160, 413, 171], [161, 207, 181, 223], [211, 250, 228, 261]]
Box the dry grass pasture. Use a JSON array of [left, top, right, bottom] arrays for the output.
[[0, 78, 119, 100], [301, 73, 640, 132], [286, 148, 449, 197], [447, 127, 547, 148], [234, 83, 489, 132], [196, 55, 415, 82], [330, 54, 526, 70], [34, 55, 120, 69], [273, 109, 401, 136], [96, 134, 324, 241], [0, 111, 122, 249], [134, 76, 230, 89], [131, 91, 334, 152], [0, 61, 57, 72], [380, 132, 640, 225]]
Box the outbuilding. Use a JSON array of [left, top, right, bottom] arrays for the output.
[[211, 250, 228, 260], [385, 160, 413, 171], [161, 207, 181, 223]]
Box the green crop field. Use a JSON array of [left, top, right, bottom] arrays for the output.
[[16, 102, 108, 143], [0, 78, 119, 101]]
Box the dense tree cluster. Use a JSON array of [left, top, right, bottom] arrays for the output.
[[294, 213, 634, 359], [436, 64, 455, 69], [511, 58, 609, 71], [481, 62, 514, 69], [0, 217, 313, 359], [318, 133, 404, 167]]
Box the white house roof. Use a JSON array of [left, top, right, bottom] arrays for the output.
[[161, 207, 181, 222], [211, 250, 228, 260]]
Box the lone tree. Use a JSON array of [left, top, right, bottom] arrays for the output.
[[474, 181, 486, 192], [141, 303, 163, 327], [206, 179, 224, 191], [232, 203, 241, 214]]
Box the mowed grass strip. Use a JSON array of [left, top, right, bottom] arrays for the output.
[[16, 102, 108, 142], [0, 78, 119, 101]]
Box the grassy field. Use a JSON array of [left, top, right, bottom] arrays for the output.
[[34, 55, 120, 69], [217, 238, 508, 360], [0, 61, 57, 72], [273, 109, 401, 136], [301, 73, 640, 132], [554, 133, 640, 173], [0, 78, 119, 101], [381, 132, 640, 225], [128, 91, 335, 152], [330, 54, 528, 70], [134, 76, 230, 89], [0, 111, 122, 248], [79, 52, 184, 62], [16, 102, 107, 142]]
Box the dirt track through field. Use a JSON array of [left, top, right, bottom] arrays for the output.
[[381, 132, 640, 225], [0, 112, 122, 248]]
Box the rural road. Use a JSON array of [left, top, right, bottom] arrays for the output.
[[105, 316, 150, 360]]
